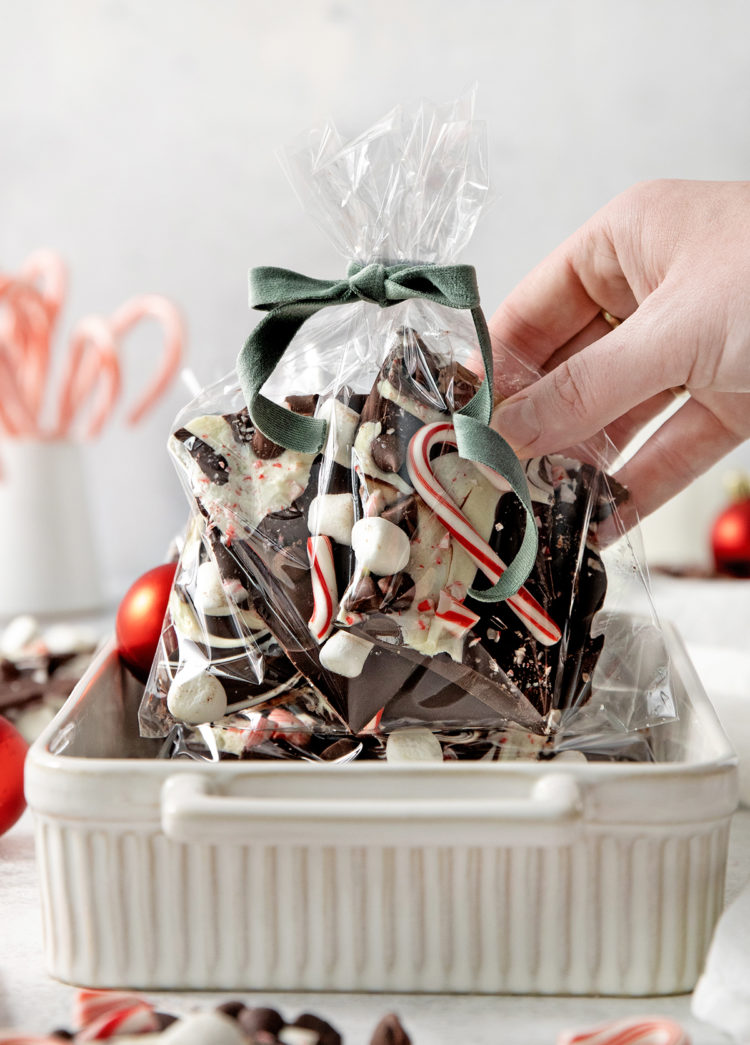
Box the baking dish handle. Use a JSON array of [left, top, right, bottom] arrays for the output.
[[161, 772, 583, 848]]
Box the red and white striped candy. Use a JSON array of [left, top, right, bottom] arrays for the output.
[[435, 589, 480, 637], [0, 1036, 65, 1044], [557, 1016, 690, 1045], [307, 535, 338, 643], [73, 989, 160, 1040], [406, 422, 561, 646]]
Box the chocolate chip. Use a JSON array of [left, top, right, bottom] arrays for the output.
[[238, 1006, 285, 1036], [173, 429, 230, 485], [371, 429, 403, 473], [252, 428, 285, 459], [291, 1012, 342, 1045], [380, 495, 418, 537], [154, 1012, 179, 1029], [216, 1000, 246, 1018], [50, 1031, 74, 1041], [369, 1012, 412, 1045], [285, 394, 318, 416]]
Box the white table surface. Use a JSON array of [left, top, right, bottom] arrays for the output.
[[2, 579, 750, 1043], [1, 805, 748, 1043]]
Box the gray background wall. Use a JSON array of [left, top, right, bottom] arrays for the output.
[[2, 0, 749, 600]]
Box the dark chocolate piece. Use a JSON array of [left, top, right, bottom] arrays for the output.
[[291, 1012, 342, 1045], [251, 428, 284, 459], [285, 393, 318, 415], [173, 429, 230, 484], [370, 1013, 412, 1045], [238, 1006, 285, 1036], [380, 495, 419, 537], [225, 409, 254, 445]]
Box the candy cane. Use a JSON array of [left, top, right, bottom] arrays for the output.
[[109, 294, 184, 424], [307, 535, 338, 642], [56, 317, 122, 438], [0, 1036, 65, 1044], [0, 342, 39, 436], [557, 1016, 690, 1045], [73, 989, 161, 1040], [0, 279, 52, 434], [435, 589, 480, 637], [406, 421, 561, 646], [20, 249, 66, 327]]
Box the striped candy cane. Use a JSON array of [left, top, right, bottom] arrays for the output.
[[406, 421, 561, 646], [557, 1016, 690, 1045]]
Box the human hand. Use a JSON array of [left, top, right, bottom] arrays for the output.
[[489, 179, 750, 522]]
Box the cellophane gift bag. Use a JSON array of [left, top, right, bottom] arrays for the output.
[[139, 95, 676, 763]]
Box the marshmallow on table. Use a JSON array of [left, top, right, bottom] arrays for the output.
[[308, 493, 355, 546], [351, 517, 410, 576], [0, 614, 40, 657], [167, 670, 228, 724], [160, 1011, 246, 1044], [319, 630, 373, 678], [692, 877, 750, 1041]]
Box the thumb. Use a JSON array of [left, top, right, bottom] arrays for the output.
[[491, 294, 685, 457]]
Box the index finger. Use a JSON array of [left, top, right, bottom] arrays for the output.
[[488, 206, 638, 391]]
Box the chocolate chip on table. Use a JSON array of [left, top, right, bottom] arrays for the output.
[[216, 999, 246, 1018], [154, 1011, 179, 1029], [369, 1012, 412, 1045], [291, 1012, 343, 1045], [238, 1006, 286, 1036]]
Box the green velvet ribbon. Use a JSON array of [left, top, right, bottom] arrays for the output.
[[236, 261, 537, 602]]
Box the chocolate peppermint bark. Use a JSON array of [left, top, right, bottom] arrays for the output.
[[139, 512, 338, 739], [163, 327, 617, 745]]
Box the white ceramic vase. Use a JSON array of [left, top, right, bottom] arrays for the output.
[[0, 439, 103, 617]]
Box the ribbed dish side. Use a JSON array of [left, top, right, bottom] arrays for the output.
[[34, 816, 730, 995]]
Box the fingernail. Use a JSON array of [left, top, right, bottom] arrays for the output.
[[492, 396, 540, 453]]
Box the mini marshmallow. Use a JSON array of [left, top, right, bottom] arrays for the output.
[[194, 558, 229, 614], [167, 669, 228, 724], [319, 629, 373, 678], [386, 728, 443, 763], [351, 516, 411, 576], [43, 622, 97, 656], [161, 1011, 247, 1045], [319, 397, 360, 468], [278, 1027, 320, 1045], [308, 493, 355, 546], [0, 614, 40, 657]]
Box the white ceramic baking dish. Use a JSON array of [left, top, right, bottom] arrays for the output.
[[25, 620, 738, 996]]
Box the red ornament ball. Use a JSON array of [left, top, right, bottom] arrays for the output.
[[0, 715, 28, 837], [711, 497, 750, 578], [116, 562, 178, 680]]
